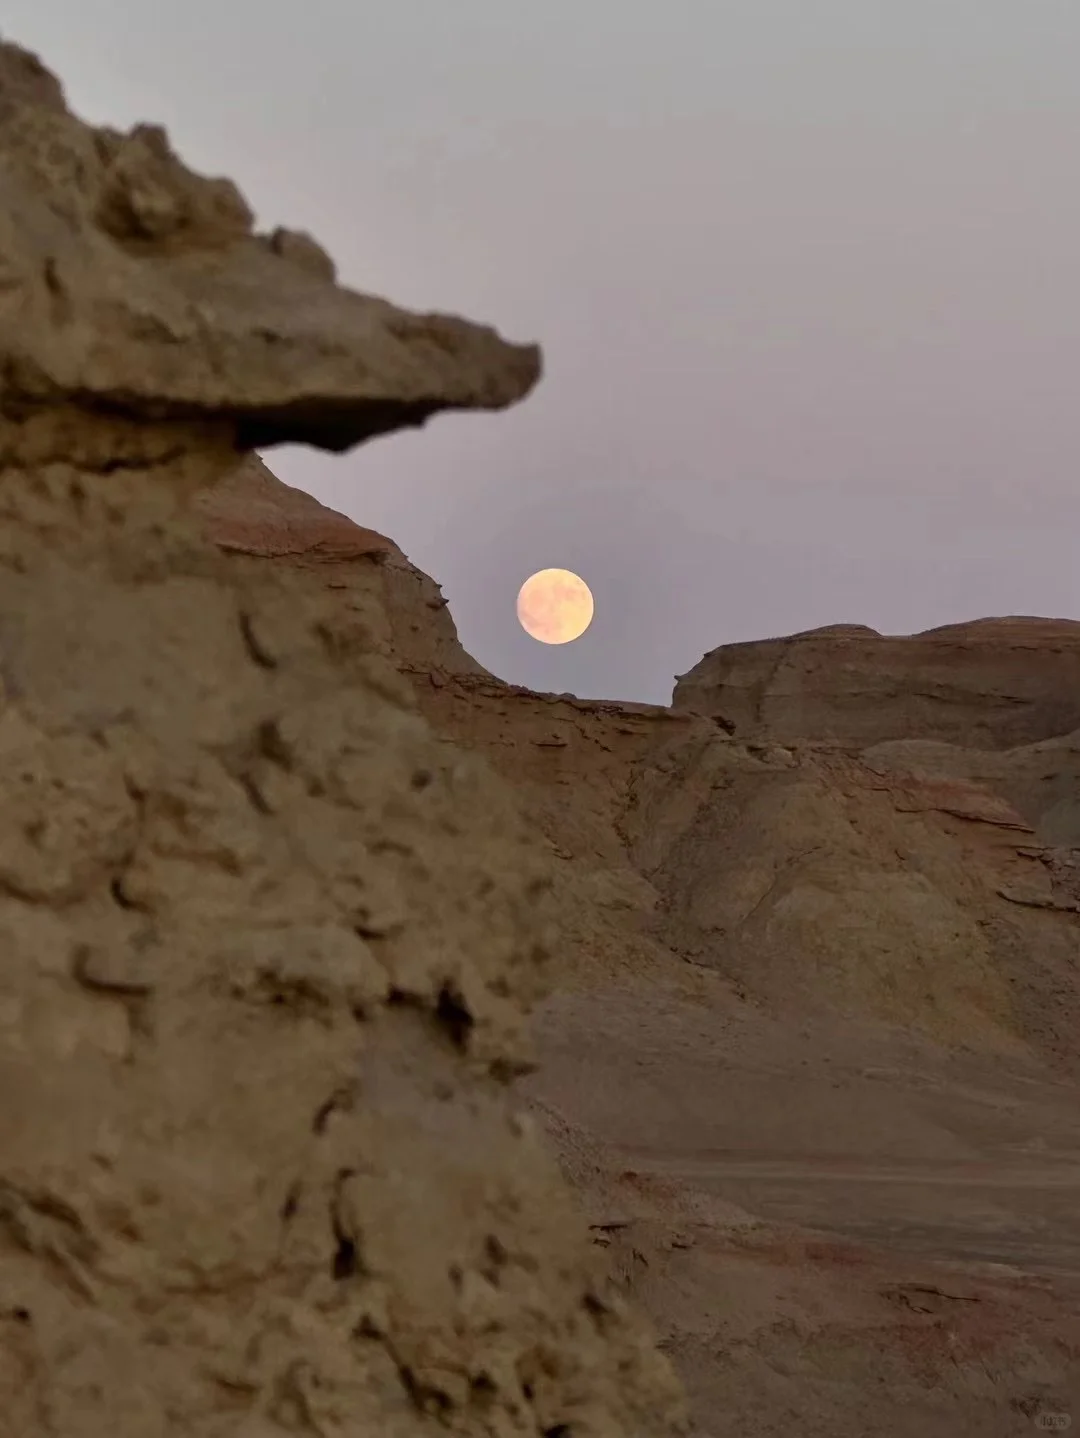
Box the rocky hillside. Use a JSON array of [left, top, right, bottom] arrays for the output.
[[673, 618, 1080, 750], [203, 466, 1080, 1435], [0, 38, 684, 1437]]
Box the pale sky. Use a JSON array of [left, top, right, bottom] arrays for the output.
[[8, 3, 1080, 702]]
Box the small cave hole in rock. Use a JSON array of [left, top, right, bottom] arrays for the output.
[[109, 876, 137, 910], [332, 1235, 358, 1280], [436, 984, 474, 1051], [470, 1374, 497, 1408]]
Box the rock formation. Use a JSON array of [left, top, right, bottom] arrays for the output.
[[673, 618, 1080, 750], [0, 38, 684, 1437], [0, 45, 539, 451], [5, 29, 1080, 1438], [203, 471, 1080, 1437], [195, 456, 496, 681], [202, 447, 1080, 1434]]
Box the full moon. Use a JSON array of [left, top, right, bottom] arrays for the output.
[[516, 568, 594, 645]]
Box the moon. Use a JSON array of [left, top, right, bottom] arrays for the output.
[[516, 568, 594, 645]]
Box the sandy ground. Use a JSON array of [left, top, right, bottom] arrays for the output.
[[527, 969, 1080, 1435]]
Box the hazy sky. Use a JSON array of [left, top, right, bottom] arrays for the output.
[[9, 3, 1080, 701]]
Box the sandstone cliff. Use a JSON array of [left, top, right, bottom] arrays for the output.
[[0, 38, 684, 1437]]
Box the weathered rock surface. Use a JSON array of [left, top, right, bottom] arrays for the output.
[[385, 673, 1080, 1438], [673, 617, 1080, 750], [0, 41, 540, 452], [196, 456, 495, 681], [0, 39, 683, 1438], [210, 468, 1080, 1434], [862, 727, 1080, 849], [9, 26, 1080, 1438]]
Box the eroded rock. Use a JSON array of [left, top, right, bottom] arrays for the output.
[[197, 456, 494, 680], [0, 40, 540, 452], [0, 37, 683, 1438], [673, 617, 1080, 750]]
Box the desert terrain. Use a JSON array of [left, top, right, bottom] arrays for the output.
[[204, 457, 1080, 1436], [2, 32, 1078, 1438]]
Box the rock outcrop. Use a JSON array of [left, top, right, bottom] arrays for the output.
[[202, 466, 1080, 1433], [673, 618, 1080, 750], [196, 456, 495, 681], [0, 45, 540, 452], [375, 646, 1080, 1437], [7, 28, 1080, 1438], [0, 38, 684, 1438]]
